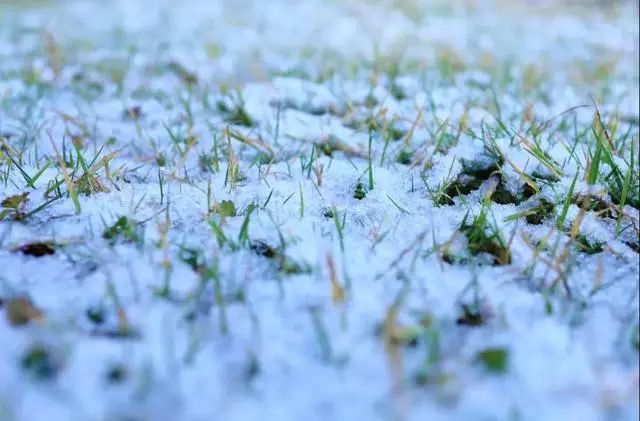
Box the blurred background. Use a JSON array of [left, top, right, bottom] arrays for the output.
[[0, 0, 638, 100]]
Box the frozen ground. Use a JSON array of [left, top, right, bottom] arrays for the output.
[[0, 0, 638, 420]]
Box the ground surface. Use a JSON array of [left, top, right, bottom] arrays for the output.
[[0, 0, 639, 420]]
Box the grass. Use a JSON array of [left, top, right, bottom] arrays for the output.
[[434, 154, 503, 206], [0, 140, 51, 189], [0, 2, 638, 418], [353, 182, 367, 200], [102, 216, 143, 246], [216, 94, 254, 127], [504, 198, 555, 225], [0, 192, 28, 221], [308, 306, 334, 362], [459, 194, 511, 266], [206, 201, 310, 278], [456, 300, 490, 327], [584, 107, 639, 210], [474, 347, 509, 374], [21, 344, 60, 380], [331, 205, 346, 252], [367, 128, 374, 191], [557, 171, 578, 229]]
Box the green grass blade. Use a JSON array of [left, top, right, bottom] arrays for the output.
[[557, 171, 578, 229]]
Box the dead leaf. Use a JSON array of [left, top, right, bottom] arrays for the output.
[[5, 297, 44, 326], [14, 242, 56, 257]]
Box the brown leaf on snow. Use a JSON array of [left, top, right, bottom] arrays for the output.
[[14, 241, 56, 257], [5, 297, 44, 326]]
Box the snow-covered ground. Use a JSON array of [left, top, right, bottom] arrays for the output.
[[0, 0, 638, 420]]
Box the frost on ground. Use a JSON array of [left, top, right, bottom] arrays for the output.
[[0, 0, 638, 420]]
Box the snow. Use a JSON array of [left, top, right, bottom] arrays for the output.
[[0, 0, 638, 420]]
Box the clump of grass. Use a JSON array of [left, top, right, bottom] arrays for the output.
[[70, 71, 105, 99], [156, 153, 167, 167], [376, 310, 434, 349], [388, 62, 407, 100], [1, 141, 53, 189], [250, 239, 311, 275], [76, 171, 106, 195], [412, 322, 446, 387], [353, 182, 367, 200], [180, 252, 230, 334], [575, 233, 604, 254], [317, 139, 340, 157], [423, 164, 456, 207], [105, 363, 128, 384], [330, 206, 346, 252], [396, 149, 413, 165], [308, 306, 333, 362], [198, 153, 217, 172], [216, 97, 254, 127], [243, 353, 261, 382], [237, 203, 256, 248], [103, 216, 143, 246], [441, 246, 468, 265], [364, 93, 378, 109], [272, 96, 342, 117], [459, 199, 511, 265], [178, 245, 207, 275], [0, 193, 28, 221], [489, 177, 521, 205], [250, 240, 279, 259], [474, 347, 509, 373], [572, 194, 615, 219], [377, 292, 447, 388], [505, 198, 555, 225], [167, 61, 198, 85], [314, 136, 365, 159], [211, 199, 237, 217], [436, 48, 466, 81], [586, 109, 639, 210], [438, 155, 503, 205], [440, 177, 482, 205], [90, 324, 140, 340], [525, 199, 555, 225], [49, 138, 114, 214], [530, 167, 561, 184], [86, 305, 106, 325], [21, 343, 61, 380], [68, 142, 112, 196], [122, 106, 143, 121], [456, 302, 490, 327], [623, 239, 639, 253], [208, 202, 257, 250]]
